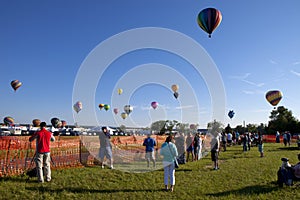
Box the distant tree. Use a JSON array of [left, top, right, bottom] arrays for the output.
[[207, 120, 224, 136], [267, 106, 300, 134], [246, 124, 257, 133], [224, 124, 232, 133], [151, 120, 167, 134], [234, 125, 246, 134], [177, 123, 189, 133]]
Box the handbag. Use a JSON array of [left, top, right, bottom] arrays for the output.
[[168, 143, 179, 169]]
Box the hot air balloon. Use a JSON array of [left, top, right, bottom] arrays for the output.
[[124, 105, 133, 115], [151, 101, 158, 109], [104, 104, 110, 111], [11, 80, 22, 92], [73, 101, 83, 113], [113, 108, 119, 115], [4, 116, 14, 126], [118, 88, 123, 95], [61, 120, 67, 127], [99, 104, 105, 110], [51, 117, 61, 128], [173, 92, 179, 99], [228, 110, 235, 119], [171, 84, 179, 99], [266, 90, 283, 107], [171, 84, 179, 93], [32, 119, 41, 127], [197, 7, 222, 38], [121, 112, 128, 119]]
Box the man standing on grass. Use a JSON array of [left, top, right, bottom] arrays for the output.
[[99, 126, 113, 169], [210, 134, 220, 170], [29, 122, 55, 183], [143, 133, 156, 168]]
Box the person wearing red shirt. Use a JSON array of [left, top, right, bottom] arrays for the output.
[[29, 122, 55, 183]]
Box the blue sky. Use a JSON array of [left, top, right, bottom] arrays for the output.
[[1, 0, 300, 129]]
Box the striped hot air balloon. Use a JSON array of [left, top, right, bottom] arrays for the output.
[[265, 90, 283, 107], [197, 7, 222, 38]]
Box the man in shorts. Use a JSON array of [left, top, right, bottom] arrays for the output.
[[211, 135, 220, 170], [99, 126, 113, 169], [143, 133, 156, 168]]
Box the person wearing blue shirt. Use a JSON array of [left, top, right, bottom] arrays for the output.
[[143, 133, 156, 168], [160, 135, 178, 192]]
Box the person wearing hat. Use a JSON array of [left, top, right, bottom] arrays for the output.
[[29, 122, 55, 183], [143, 132, 157, 168]]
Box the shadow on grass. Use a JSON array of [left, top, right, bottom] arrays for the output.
[[278, 146, 299, 151], [25, 186, 164, 193], [206, 184, 279, 197]]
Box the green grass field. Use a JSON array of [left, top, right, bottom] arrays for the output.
[[0, 143, 299, 200]]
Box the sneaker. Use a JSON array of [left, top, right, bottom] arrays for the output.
[[101, 165, 104, 169], [110, 165, 114, 169]]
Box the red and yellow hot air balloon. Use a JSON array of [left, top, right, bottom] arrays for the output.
[[265, 90, 283, 107], [197, 7, 222, 38]]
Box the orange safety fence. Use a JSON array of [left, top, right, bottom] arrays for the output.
[[263, 135, 298, 143], [0, 135, 168, 177]]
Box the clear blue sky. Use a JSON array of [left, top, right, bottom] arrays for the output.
[[1, 0, 300, 129]]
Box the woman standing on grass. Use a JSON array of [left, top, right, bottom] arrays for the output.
[[160, 135, 178, 192], [257, 132, 264, 157]]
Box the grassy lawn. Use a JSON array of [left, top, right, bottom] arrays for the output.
[[0, 143, 299, 200]]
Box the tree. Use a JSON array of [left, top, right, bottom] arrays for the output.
[[267, 106, 300, 134], [207, 120, 224, 136], [151, 120, 167, 134]]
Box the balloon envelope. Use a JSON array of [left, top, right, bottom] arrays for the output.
[[11, 80, 22, 91], [51, 117, 61, 128], [121, 112, 128, 119], [118, 88, 123, 95], [228, 110, 235, 119], [113, 108, 119, 114], [151, 101, 158, 109], [197, 7, 222, 38], [173, 92, 179, 99], [124, 105, 133, 114], [171, 84, 179, 93], [32, 119, 41, 127], [99, 104, 105, 110], [104, 104, 110, 111], [266, 90, 283, 106], [4, 116, 14, 126], [73, 101, 83, 113]]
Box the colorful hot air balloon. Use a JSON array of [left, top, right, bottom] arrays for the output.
[[104, 104, 110, 111], [113, 108, 119, 115], [228, 110, 235, 119], [171, 84, 179, 99], [99, 104, 105, 110], [197, 7, 222, 38], [4, 116, 14, 126], [73, 101, 83, 113], [32, 119, 41, 127], [151, 101, 158, 109], [11, 80, 22, 92], [266, 90, 283, 107], [171, 84, 179, 93], [121, 112, 128, 119], [118, 88, 123, 95], [51, 117, 61, 128], [124, 105, 133, 115]]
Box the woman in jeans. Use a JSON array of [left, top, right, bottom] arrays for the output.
[[160, 135, 178, 192]]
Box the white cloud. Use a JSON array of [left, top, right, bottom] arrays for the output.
[[242, 90, 255, 95], [269, 59, 278, 65], [292, 61, 300, 65], [230, 73, 264, 87], [175, 105, 195, 109], [291, 70, 300, 77]]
